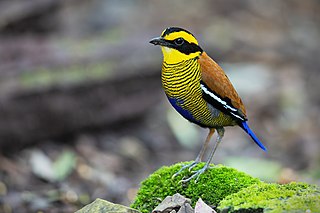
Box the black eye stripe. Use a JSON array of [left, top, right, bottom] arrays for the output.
[[164, 39, 203, 55]]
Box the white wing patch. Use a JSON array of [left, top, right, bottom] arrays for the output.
[[200, 83, 245, 121]]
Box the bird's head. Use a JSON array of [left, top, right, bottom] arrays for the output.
[[150, 27, 203, 64]]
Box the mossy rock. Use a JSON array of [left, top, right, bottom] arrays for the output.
[[130, 162, 261, 213], [218, 182, 320, 213]]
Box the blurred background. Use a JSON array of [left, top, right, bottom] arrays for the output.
[[0, 0, 319, 212]]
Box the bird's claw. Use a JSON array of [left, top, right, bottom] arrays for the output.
[[179, 166, 208, 183], [171, 172, 180, 180], [172, 161, 199, 179], [188, 162, 198, 172]]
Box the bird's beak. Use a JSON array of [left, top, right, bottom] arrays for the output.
[[149, 37, 170, 46]]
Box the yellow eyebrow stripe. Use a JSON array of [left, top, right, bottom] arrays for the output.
[[163, 31, 198, 45]]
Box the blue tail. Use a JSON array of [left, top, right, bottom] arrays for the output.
[[240, 121, 267, 152]]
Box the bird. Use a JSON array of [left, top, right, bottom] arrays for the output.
[[149, 27, 267, 182]]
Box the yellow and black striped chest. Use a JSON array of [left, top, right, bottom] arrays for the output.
[[161, 58, 236, 128], [162, 58, 201, 98]]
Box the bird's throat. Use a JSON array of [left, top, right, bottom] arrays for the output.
[[161, 47, 200, 64]]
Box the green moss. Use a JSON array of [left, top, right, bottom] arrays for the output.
[[130, 162, 261, 213], [218, 182, 320, 213]]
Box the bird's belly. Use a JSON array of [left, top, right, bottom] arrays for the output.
[[164, 86, 235, 128]]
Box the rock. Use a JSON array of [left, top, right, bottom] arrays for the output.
[[152, 193, 193, 213], [76, 198, 141, 213], [195, 198, 216, 213]]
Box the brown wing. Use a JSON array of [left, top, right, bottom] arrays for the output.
[[198, 52, 247, 118]]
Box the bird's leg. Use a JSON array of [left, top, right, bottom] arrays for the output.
[[187, 128, 215, 171], [180, 127, 224, 183], [172, 129, 215, 179]]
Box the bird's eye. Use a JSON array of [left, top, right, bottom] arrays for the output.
[[174, 38, 184, 46]]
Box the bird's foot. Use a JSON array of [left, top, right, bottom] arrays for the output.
[[172, 161, 200, 179], [179, 163, 209, 183]]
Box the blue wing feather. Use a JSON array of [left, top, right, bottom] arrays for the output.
[[240, 121, 267, 152]]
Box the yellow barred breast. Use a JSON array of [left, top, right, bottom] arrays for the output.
[[161, 58, 235, 128]]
